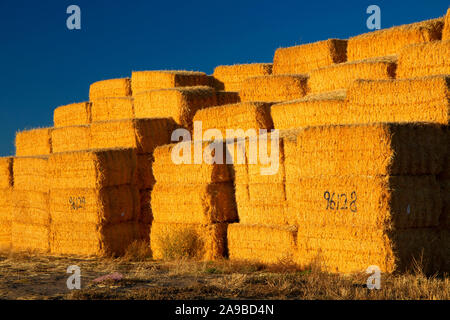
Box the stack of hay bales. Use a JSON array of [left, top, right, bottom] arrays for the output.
[[240, 75, 308, 103], [284, 123, 447, 273], [89, 118, 177, 242], [12, 156, 50, 253], [212, 63, 273, 91], [49, 148, 139, 256], [134, 86, 217, 130], [273, 39, 347, 74], [15, 127, 52, 156], [89, 78, 132, 100], [444, 9, 450, 40], [150, 140, 238, 260], [308, 56, 397, 93], [91, 97, 135, 122], [227, 133, 298, 264], [0, 157, 13, 251], [347, 18, 443, 61]]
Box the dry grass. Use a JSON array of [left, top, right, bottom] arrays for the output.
[[153, 228, 205, 261]]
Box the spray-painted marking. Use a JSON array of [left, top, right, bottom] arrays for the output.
[[69, 197, 86, 210], [323, 191, 357, 212]]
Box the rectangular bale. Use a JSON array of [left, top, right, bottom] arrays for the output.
[[89, 78, 131, 101], [212, 63, 273, 91], [150, 221, 228, 261], [215, 91, 240, 106], [397, 40, 450, 78], [346, 76, 450, 125], [12, 190, 50, 226], [134, 86, 216, 130], [13, 156, 49, 193], [15, 127, 52, 157], [11, 223, 50, 253], [308, 56, 397, 93], [53, 102, 91, 128], [90, 118, 176, 154], [228, 224, 297, 264], [137, 154, 156, 189], [48, 148, 136, 189], [240, 75, 308, 103], [273, 39, 347, 75], [151, 182, 237, 224], [440, 179, 450, 228], [347, 18, 443, 61], [139, 188, 153, 225], [131, 70, 210, 95], [91, 97, 134, 122], [0, 157, 13, 188], [0, 188, 12, 250], [51, 125, 91, 153]]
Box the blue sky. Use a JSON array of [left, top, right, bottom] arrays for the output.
[[0, 0, 448, 156]]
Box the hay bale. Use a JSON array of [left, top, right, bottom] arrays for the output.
[[397, 40, 450, 78], [49, 148, 136, 189], [215, 91, 240, 106], [49, 186, 140, 225], [286, 175, 442, 230], [228, 224, 297, 264], [131, 70, 210, 95], [50, 221, 140, 256], [440, 179, 450, 228], [134, 86, 216, 130], [137, 154, 156, 189], [89, 78, 131, 101], [240, 75, 308, 103], [283, 123, 446, 177], [271, 90, 347, 129], [139, 189, 153, 225], [0, 157, 13, 189], [347, 18, 444, 61], [212, 63, 273, 91], [91, 97, 134, 122], [13, 156, 48, 193], [150, 221, 228, 260], [273, 39, 347, 75], [15, 127, 52, 157], [151, 182, 237, 224], [346, 75, 450, 125], [51, 125, 91, 153], [90, 118, 176, 154], [193, 102, 274, 138], [443, 8, 450, 40], [11, 223, 50, 253], [53, 102, 91, 128], [0, 188, 12, 250], [308, 56, 397, 93], [153, 141, 231, 184]]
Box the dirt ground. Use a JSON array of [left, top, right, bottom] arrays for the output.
[[0, 251, 449, 300]]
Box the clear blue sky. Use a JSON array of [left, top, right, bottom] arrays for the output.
[[0, 0, 448, 156]]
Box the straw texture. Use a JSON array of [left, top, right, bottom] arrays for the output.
[[89, 78, 132, 100], [212, 63, 273, 91], [15, 128, 52, 157]]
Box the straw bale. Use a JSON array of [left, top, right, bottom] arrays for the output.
[[50, 221, 139, 256], [150, 221, 228, 261], [212, 63, 273, 91], [271, 90, 347, 129], [134, 86, 216, 130], [273, 39, 347, 75], [91, 97, 134, 122], [53, 102, 91, 128], [13, 156, 48, 193], [131, 70, 210, 95], [137, 154, 156, 189], [287, 175, 441, 230], [295, 227, 442, 274], [11, 223, 50, 253], [440, 179, 450, 228], [346, 76, 450, 125], [49, 148, 136, 189], [309, 56, 397, 93], [0, 188, 12, 250], [51, 125, 91, 153], [193, 102, 274, 138], [139, 189, 153, 225], [153, 141, 232, 184], [215, 91, 240, 106], [442, 8, 450, 40], [12, 190, 50, 226], [151, 182, 237, 224], [50, 186, 139, 225], [283, 123, 446, 177], [347, 18, 444, 61], [397, 40, 450, 78], [90, 118, 176, 154], [0, 157, 13, 188], [89, 78, 131, 100], [228, 224, 297, 264], [15, 127, 52, 157], [240, 75, 308, 103]]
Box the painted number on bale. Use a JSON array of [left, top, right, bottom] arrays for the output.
[[323, 191, 357, 212], [69, 197, 86, 210]]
